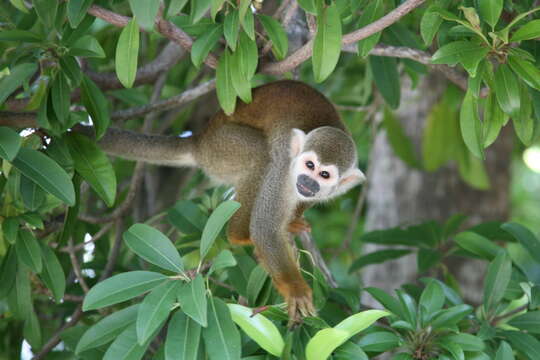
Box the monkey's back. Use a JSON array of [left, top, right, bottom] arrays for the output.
[[215, 80, 346, 135]]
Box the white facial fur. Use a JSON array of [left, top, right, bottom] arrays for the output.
[[289, 128, 366, 201]]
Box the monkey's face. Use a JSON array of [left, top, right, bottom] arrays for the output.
[[291, 151, 340, 200], [290, 128, 366, 202]]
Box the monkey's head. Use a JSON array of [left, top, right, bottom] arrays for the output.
[[290, 127, 365, 201]]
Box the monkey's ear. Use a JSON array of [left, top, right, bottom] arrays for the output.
[[290, 128, 306, 157], [337, 168, 365, 194]]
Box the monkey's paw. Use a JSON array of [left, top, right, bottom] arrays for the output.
[[288, 218, 311, 234]]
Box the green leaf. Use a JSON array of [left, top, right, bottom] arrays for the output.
[[216, 50, 237, 115], [442, 334, 484, 351], [421, 0, 451, 45], [200, 200, 240, 259], [208, 250, 237, 275], [454, 231, 502, 260], [115, 19, 140, 88], [431, 41, 486, 67], [60, 56, 82, 87], [67, 0, 94, 28], [483, 251, 512, 314], [202, 297, 241, 360], [363, 288, 404, 317], [0, 127, 22, 161], [0, 248, 17, 299], [335, 309, 390, 334], [242, 9, 255, 40], [513, 82, 535, 146], [69, 35, 106, 58], [103, 324, 152, 360], [382, 108, 418, 166], [298, 0, 316, 14], [494, 64, 520, 119], [2, 217, 19, 245], [358, 331, 400, 352], [191, 25, 222, 69], [508, 311, 540, 334], [76, 304, 139, 353], [478, 0, 502, 28], [21, 175, 46, 211], [177, 274, 207, 327], [166, 0, 188, 17], [12, 148, 75, 205], [312, 3, 342, 83], [0, 63, 37, 105], [357, 0, 384, 56], [137, 280, 178, 344], [431, 304, 473, 328], [190, 0, 211, 24], [80, 75, 110, 139], [258, 15, 288, 60], [124, 223, 184, 273], [495, 341, 515, 360], [508, 56, 540, 91], [33, 0, 58, 28], [238, 0, 250, 26], [8, 266, 32, 319], [306, 328, 349, 360], [246, 265, 268, 305], [370, 57, 400, 109], [168, 200, 207, 233], [83, 271, 168, 311], [502, 222, 540, 264], [165, 311, 201, 360], [223, 11, 239, 50], [23, 307, 41, 349], [210, 0, 225, 20], [419, 280, 445, 315], [129, 0, 159, 30], [39, 244, 66, 303], [503, 331, 540, 360], [66, 133, 116, 207], [9, 0, 28, 12], [334, 342, 369, 360], [0, 30, 42, 42], [16, 229, 42, 274], [228, 304, 284, 357], [511, 19, 540, 42], [237, 31, 258, 79], [438, 339, 464, 360], [459, 91, 484, 159], [483, 91, 507, 147], [349, 249, 411, 273]]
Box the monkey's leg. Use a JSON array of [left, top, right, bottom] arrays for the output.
[[288, 203, 312, 234], [228, 182, 260, 246]]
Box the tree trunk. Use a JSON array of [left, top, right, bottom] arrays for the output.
[[362, 73, 512, 306]]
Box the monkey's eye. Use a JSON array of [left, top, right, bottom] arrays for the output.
[[320, 171, 330, 179], [306, 161, 315, 170]]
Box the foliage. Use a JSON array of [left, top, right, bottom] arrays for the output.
[[1, 0, 540, 359]]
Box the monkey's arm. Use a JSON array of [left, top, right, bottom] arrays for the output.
[[77, 127, 197, 167], [249, 138, 315, 322]]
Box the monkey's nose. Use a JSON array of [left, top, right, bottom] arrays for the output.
[[296, 174, 319, 197]]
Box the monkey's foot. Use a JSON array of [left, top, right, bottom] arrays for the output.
[[228, 236, 253, 246], [288, 218, 311, 234], [286, 293, 317, 327]]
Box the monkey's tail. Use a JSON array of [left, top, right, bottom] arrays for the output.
[[91, 127, 198, 167]]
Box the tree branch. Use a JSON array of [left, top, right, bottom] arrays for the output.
[[87, 4, 218, 69], [261, 0, 427, 74]]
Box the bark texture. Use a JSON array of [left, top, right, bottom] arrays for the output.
[[362, 73, 512, 306]]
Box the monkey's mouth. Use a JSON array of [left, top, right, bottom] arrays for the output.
[[296, 183, 316, 197]]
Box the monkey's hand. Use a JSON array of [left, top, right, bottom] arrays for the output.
[[274, 274, 316, 326], [287, 218, 311, 234]]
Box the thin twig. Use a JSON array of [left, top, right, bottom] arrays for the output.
[[491, 304, 529, 325], [31, 305, 83, 360], [60, 223, 113, 252], [298, 232, 338, 288], [67, 238, 90, 293], [100, 219, 124, 281], [262, 0, 427, 74]]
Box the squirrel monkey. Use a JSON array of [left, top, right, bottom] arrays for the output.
[[96, 80, 365, 323]]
